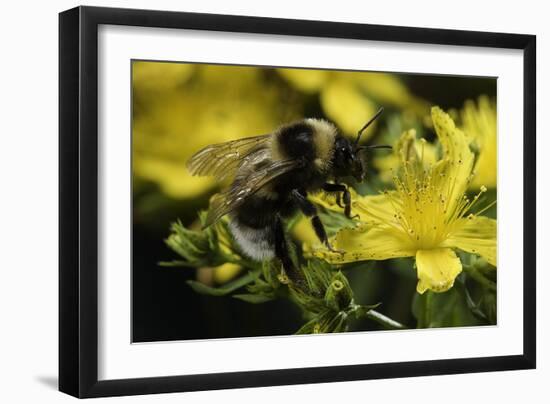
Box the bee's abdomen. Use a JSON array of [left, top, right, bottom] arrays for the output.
[[228, 215, 276, 261], [227, 191, 289, 261]]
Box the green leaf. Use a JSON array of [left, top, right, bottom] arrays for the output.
[[302, 258, 333, 296], [261, 261, 282, 289], [158, 260, 194, 267], [295, 317, 318, 334], [164, 218, 224, 267], [289, 286, 326, 313], [350, 303, 382, 318], [462, 282, 489, 321], [412, 286, 484, 328], [295, 310, 347, 335], [186, 271, 259, 297], [480, 290, 497, 324], [317, 208, 355, 237], [463, 264, 496, 292], [233, 293, 275, 304]]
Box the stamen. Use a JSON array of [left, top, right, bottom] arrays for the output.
[[360, 143, 492, 251], [474, 199, 497, 216]]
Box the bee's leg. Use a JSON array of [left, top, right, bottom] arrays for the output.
[[291, 189, 344, 254], [322, 183, 358, 219], [328, 179, 344, 207], [334, 192, 343, 208], [274, 214, 303, 285]]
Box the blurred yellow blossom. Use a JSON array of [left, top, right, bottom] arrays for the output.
[[133, 61, 195, 93], [341, 71, 426, 114], [213, 263, 243, 284], [278, 68, 429, 140], [460, 96, 497, 189], [314, 107, 496, 294], [320, 80, 377, 137], [277, 68, 330, 93], [291, 216, 319, 245], [133, 63, 301, 199]]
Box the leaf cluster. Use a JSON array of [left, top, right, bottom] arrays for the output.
[[162, 192, 496, 333], [162, 212, 404, 334]]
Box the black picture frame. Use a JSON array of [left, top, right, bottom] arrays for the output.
[[59, 5, 536, 398]]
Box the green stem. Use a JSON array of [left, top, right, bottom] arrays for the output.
[[425, 290, 432, 326], [365, 309, 406, 330]]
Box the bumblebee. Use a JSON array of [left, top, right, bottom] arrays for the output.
[[187, 108, 389, 281]]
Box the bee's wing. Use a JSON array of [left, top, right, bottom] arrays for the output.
[[187, 134, 272, 182], [204, 157, 299, 227]]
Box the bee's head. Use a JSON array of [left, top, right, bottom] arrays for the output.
[[332, 136, 365, 181], [331, 107, 392, 182]]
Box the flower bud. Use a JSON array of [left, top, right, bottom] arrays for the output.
[[324, 272, 353, 311]]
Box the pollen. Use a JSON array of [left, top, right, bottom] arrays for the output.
[[376, 152, 485, 251]]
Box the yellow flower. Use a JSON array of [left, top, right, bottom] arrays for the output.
[[460, 96, 497, 189], [133, 61, 195, 93], [314, 107, 496, 294], [277, 68, 428, 140], [277, 69, 329, 93], [133, 63, 301, 198], [320, 79, 377, 137]]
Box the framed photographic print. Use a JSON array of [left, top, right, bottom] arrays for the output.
[[59, 6, 536, 398]]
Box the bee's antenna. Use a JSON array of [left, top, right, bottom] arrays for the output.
[[357, 145, 393, 151], [354, 107, 384, 148]]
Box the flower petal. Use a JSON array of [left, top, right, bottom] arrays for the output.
[[313, 224, 415, 264], [431, 107, 475, 209], [460, 97, 497, 189], [445, 216, 497, 266], [353, 193, 400, 226], [134, 157, 215, 198], [133, 61, 194, 92], [416, 248, 462, 294], [277, 68, 330, 93], [320, 80, 377, 138], [346, 72, 414, 108], [309, 188, 359, 213], [339, 71, 429, 115]]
